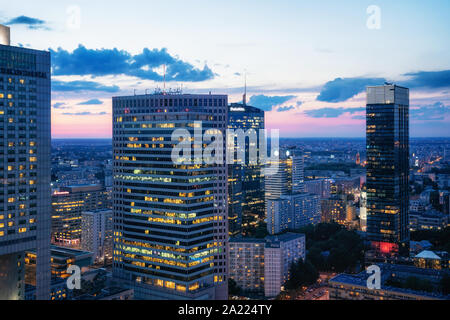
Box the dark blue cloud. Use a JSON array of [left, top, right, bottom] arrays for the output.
[[248, 95, 295, 111], [410, 102, 449, 121], [52, 80, 119, 93], [77, 99, 103, 105], [304, 107, 365, 118], [402, 70, 450, 89], [50, 45, 214, 82], [316, 70, 450, 103], [5, 16, 48, 30], [62, 111, 108, 116], [305, 103, 449, 121], [52, 102, 68, 109], [317, 78, 386, 103], [277, 105, 295, 112]]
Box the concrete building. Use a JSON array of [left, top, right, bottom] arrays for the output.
[[267, 193, 321, 234], [25, 245, 92, 282], [51, 184, 109, 248], [112, 93, 228, 300], [229, 233, 306, 298], [321, 196, 347, 225], [0, 25, 51, 300], [228, 238, 265, 295], [81, 209, 113, 264], [329, 263, 450, 300], [304, 178, 333, 199], [409, 210, 449, 232]]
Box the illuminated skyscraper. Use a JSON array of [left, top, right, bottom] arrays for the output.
[[51, 184, 109, 248], [0, 25, 51, 300], [227, 103, 265, 235], [112, 93, 228, 299], [366, 84, 410, 255], [265, 149, 304, 205]]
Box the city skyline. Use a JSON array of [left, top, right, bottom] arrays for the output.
[[0, 0, 449, 138], [0, 1, 449, 305]]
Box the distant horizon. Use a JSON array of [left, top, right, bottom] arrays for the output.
[[3, 1, 447, 137], [51, 136, 450, 140]]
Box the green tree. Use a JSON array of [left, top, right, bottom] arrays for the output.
[[285, 259, 319, 290], [228, 278, 242, 295]]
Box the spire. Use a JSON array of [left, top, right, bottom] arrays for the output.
[[243, 72, 247, 106]]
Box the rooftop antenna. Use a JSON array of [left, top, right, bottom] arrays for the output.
[[163, 64, 166, 95], [134, 89, 136, 96], [243, 72, 247, 106]]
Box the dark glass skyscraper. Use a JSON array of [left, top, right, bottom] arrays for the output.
[[227, 103, 265, 235], [366, 84, 410, 255]]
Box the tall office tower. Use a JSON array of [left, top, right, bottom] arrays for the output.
[[265, 149, 303, 204], [287, 150, 305, 194], [0, 25, 51, 300], [113, 93, 228, 300], [227, 164, 243, 236], [227, 102, 265, 235], [51, 184, 109, 248], [265, 160, 288, 202], [81, 209, 113, 264], [366, 84, 410, 255]]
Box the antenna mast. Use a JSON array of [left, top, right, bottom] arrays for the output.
[[163, 64, 166, 95], [243, 72, 247, 106]]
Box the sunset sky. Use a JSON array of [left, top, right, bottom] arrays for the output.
[[2, 0, 449, 138]]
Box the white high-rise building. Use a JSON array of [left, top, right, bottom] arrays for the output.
[[229, 233, 305, 298], [267, 193, 321, 234], [81, 209, 113, 264], [290, 150, 305, 194], [265, 159, 288, 202]]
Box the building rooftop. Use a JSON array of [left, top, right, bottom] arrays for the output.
[[113, 92, 227, 99], [415, 250, 442, 260], [229, 237, 265, 244], [265, 232, 305, 244], [230, 232, 305, 246], [330, 263, 450, 299]]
